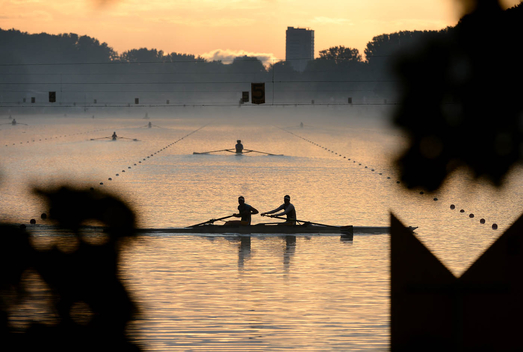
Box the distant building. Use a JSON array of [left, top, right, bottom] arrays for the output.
[[285, 27, 314, 72]]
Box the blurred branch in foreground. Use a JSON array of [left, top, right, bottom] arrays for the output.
[[393, 0, 523, 192], [0, 186, 141, 351]]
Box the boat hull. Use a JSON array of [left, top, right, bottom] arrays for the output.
[[23, 223, 416, 236], [134, 224, 398, 235]]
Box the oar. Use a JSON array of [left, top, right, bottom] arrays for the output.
[[193, 149, 234, 155], [90, 136, 111, 141], [243, 149, 284, 156], [264, 215, 342, 228], [188, 214, 235, 227], [118, 136, 139, 141]]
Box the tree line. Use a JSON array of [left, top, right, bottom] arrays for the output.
[[0, 2, 520, 107]]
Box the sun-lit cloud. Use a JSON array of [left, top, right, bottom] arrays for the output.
[[391, 18, 450, 29], [13, 10, 54, 21], [200, 49, 278, 66], [311, 17, 354, 25], [98, 0, 268, 11], [362, 18, 450, 31], [8, 0, 43, 3], [153, 16, 256, 27]]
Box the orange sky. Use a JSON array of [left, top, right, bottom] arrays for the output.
[[0, 0, 520, 63]]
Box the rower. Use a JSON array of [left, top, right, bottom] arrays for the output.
[[225, 196, 259, 226], [112, 131, 117, 140], [235, 140, 244, 153], [12, 119, 16, 125], [261, 195, 297, 225]]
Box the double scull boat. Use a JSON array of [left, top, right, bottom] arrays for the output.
[[21, 214, 417, 238], [134, 223, 410, 235]]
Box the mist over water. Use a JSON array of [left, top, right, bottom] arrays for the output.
[[2, 106, 522, 349]]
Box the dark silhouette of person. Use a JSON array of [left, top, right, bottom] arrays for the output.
[[225, 196, 258, 225], [261, 195, 297, 225], [235, 140, 243, 153]]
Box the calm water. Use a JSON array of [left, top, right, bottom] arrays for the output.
[[2, 107, 522, 350]]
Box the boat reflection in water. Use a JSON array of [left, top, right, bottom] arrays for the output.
[[216, 233, 351, 274]]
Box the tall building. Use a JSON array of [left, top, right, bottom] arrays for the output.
[[285, 27, 314, 72]]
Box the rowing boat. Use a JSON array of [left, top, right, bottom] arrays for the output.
[[193, 148, 283, 156], [134, 223, 417, 235], [22, 222, 417, 237]]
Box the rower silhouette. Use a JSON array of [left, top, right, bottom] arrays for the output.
[[261, 195, 297, 225], [235, 140, 244, 153], [12, 119, 16, 126], [112, 132, 117, 141], [193, 140, 282, 156]]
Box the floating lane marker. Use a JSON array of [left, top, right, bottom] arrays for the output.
[[3, 127, 120, 148], [96, 123, 209, 188], [278, 126, 498, 231], [30, 123, 210, 225]]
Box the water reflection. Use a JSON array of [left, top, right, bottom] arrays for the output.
[[233, 234, 352, 273], [283, 236, 296, 275], [340, 234, 354, 244], [2, 112, 519, 350], [120, 235, 390, 350], [238, 236, 251, 270]]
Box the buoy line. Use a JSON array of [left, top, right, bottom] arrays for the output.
[[3, 126, 133, 148], [277, 126, 499, 231], [23, 123, 210, 228], [97, 123, 209, 187]]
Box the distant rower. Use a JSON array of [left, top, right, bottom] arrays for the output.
[[112, 131, 117, 140], [235, 140, 244, 153]]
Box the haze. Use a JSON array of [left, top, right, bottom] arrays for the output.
[[1, 0, 520, 62]]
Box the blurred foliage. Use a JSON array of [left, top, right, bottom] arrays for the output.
[[0, 186, 141, 351], [393, 0, 523, 191]]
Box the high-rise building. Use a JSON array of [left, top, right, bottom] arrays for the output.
[[285, 27, 314, 72]]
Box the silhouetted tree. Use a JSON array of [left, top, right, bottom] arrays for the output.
[[164, 52, 205, 63], [268, 61, 298, 79], [120, 48, 164, 62], [0, 29, 117, 64], [318, 46, 362, 63], [229, 56, 266, 74]]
